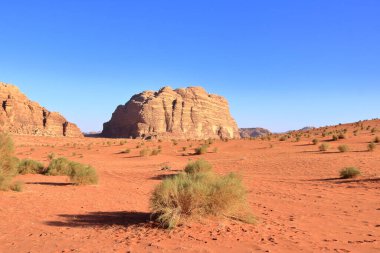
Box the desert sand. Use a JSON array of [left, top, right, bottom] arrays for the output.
[[0, 121, 379, 253]]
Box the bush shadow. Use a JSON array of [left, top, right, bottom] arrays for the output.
[[45, 211, 153, 228], [26, 182, 73, 186]]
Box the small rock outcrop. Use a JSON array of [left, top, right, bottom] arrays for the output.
[[102, 86, 240, 139], [0, 82, 83, 137], [239, 128, 271, 138]]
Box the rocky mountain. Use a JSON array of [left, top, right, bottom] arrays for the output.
[[239, 128, 271, 138], [102, 86, 240, 139], [0, 82, 82, 137]]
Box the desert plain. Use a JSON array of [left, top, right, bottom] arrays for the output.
[[0, 120, 379, 253]]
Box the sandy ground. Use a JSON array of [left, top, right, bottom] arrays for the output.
[[0, 122, 379, 253]]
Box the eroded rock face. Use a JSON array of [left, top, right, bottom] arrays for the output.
[[0, 82, 83, 137], [102, 86, 240, 139]]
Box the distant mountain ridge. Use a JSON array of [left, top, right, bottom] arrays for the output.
[[239, 128, 271, 138]]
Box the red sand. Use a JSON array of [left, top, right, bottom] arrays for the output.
[[0, 121, 379, 252]]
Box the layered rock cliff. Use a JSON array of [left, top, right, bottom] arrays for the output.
[[102, 86, 240, 139], [0, 82, 83, 137]]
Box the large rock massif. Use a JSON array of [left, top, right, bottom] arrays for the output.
[[0, 82, 82, 137], [102, 86, 240, 139]]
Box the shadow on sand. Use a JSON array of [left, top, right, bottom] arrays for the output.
[[150, 173, 179, 180], [45, 211, 152, 228], [307, 177, 380, 184], [26, 182, 73, 186]]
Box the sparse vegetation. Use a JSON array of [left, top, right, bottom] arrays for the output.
[[319, 143, 329, 152], [195, 144, 209, 155], [184, 159, 212, 174], [312, 139, 319, 145], [337, 145, 349, 153], [139, 148, 151, 157], [69, 163, 98, 185], [120, 149, 131, 154], [45, 157, 73, 176], [0, 133, 19, 191], [340, 167, 361, 179], [368, 142, 376, 152], [150, 160, 254, 229], [374, 136, 379, 143], [18, 159, 45, 175]]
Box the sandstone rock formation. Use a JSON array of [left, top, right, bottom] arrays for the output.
[[239, 128, 271, 138], [0, 82, 83, 137], [102, 86, 240, 139]]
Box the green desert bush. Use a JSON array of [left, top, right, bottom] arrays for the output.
[[194, 144, 208, 155], [46, 157, 98, 185], [337, 145, 349, 153], [184, 159, 212, 175], [0, 133, 19, 191], [332, 135, 338, 141], [69, 163, 98, 185], [45, 157, 73, 176], [279, 136, 287, 141], [120, 149, 131, 154], [10, 181, 24, 192], [151, 148, 161, 156], [338, 133, 346, 139], [340, 167, 361, 179], [150, 168, 254, 229], [368, 142, 376, 152], [18, 159, 45, 175], [139, 148, 151, 157], [312, 139, 319, 145], [319, 143, 329, 152]]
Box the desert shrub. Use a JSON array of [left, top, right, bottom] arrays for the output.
[[213, 147, 218, 153], [151, 149, 161, 156], [374, 136, 379, 143], [319, 143, 329, 152], [279, 136, 287, 141], [18, 159, 45, 175], [337, 145, 349, 153], [45, 157, 74, 176], [332, 135, 338, 141], [338, 133, 346, 139], [340, 167, 361, 179], [69, 163, 98, 185], [120, 149, 131, 154], [371, 128, 376, 133], [150, 170, 254, 229], [368, 142, 376, 152], [184, 159, 212, 175], [47, 152, 56, 161], [0, 133, 19, 191], [195, 144, 209, 155], [312, 139, 319, 145], [182, 147, 187, 152], [139, 148, 151, 157], [10, 181, 24, 192], [46, 157, 98, 185], [295, 137, 300, 142]]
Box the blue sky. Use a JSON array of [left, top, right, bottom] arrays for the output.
[[0, 0, 379, 132]]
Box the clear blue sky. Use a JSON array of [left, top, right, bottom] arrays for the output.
[[1, 0, 379, 133]]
